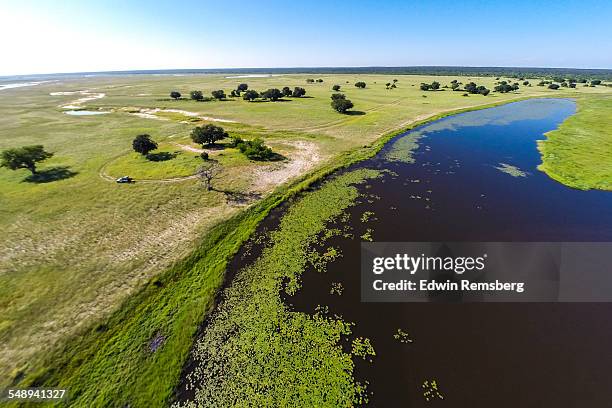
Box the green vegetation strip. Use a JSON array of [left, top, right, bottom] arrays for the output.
[[538, 95, 612, 190], [179, 169, 380, 407], [11, 98, 549, 407]]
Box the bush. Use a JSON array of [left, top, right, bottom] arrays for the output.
[[237, 83, 248, 91], [200, 152, 209, 161], [237, 138, 274, 160], [306, 78, 315, 83], [170, 91, 181, 100], [228, 136, 244, 148], [548, 84, 560, 90], [332, 85, 341, 91], [316, 79, 323, 83], [281, 87, 292, 97], [191, 124, 228, 146], [354, 81, 366, 88], [190, 90, 204, 101]]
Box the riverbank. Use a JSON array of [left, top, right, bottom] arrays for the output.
[[11, 95, 581, 406], [538, 94, 612, 190]]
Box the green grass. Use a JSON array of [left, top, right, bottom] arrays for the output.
[[538, 95, 612, 190], [1, 73, 610, 400], [105, 145, 202, 180]]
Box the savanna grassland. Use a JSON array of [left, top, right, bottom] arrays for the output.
[[1, 73, 610, 405]]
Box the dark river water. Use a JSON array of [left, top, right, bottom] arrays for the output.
[[283, 99, 612, 407]]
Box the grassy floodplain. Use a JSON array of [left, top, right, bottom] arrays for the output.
[[0, 73, 611, 405]]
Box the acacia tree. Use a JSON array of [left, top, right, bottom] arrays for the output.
[[1, 145, 53, 174], [242, 90, 259, 101], [170, 91, 181, 100], [190, 90, 204, 101], [191, 124, 228, 146], [211, 90, 226, 100], [132, 134, 158, 155]]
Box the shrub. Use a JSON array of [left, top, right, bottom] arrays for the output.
[[237, 138, 274, 160], [281, 87, 292, 97], [200, 152, 209, 161], [316, 79, 323, 83], [306, 78, 315, 83], [237, 83, 248, 91], [332, 85, 341, 91], [548, 84, 560, 90], [261, 88, 283, 101], [170, 91, 181, 100], [354, 81, 366, 88]]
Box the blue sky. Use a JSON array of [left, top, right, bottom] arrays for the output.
[[1, 0, 611, 75]]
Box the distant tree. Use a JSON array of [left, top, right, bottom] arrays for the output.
[[591, 80, 602, 85], [191, 124, 228, 146], [242, 90, 260, 101], [523, 81, 530, 86], [391, 83, 396, 88], [569, 83, 577, 88], [420, 83, 431, 91], [190, 90, 204, 101], [332, 84, 341, 91], [385, 82, 391, 89], [480, 88, 490, 96], [578, 79, 587, 83], [200, 151, 209, 160], [331, 98, 354, 113], [292, 87, 306, 97], [330, 93, 346, 101], [548, 84, 560, 90], [1, 145, 53, 174], [261, 88, 283, 101], [561, 82, 568, 87], [393, 79, 398, 83], [355, 81, 366, 88], [211, 90, 226, 100], [306, 78, 315, 83], [132, 134, 158, 156], [282, 86, 292, 97], [431, 81, 440, 90], [464, 82, 478, 93], [451, 82, 460, 90], [170, 91, 181, 100], [230, 90, 237, 97], [237, 83, 249, 92], [552, 76, 564, 83], [316, 79, 324, 83]]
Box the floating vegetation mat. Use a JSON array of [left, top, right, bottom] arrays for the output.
[[494, 162, 529, 177], [177, 168, 381, 407]]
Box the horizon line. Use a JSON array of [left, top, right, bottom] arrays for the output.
[[2, 65, 612, 79]]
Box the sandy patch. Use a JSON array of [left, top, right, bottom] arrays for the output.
[[251, 141, 322, 193], [50, 90, 106, 109], [128, 108, 237, 123]]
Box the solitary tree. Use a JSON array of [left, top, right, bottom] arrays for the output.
[[197, 162, 221, 191], [261, 88, 283, 101], [355, 81, 366, 88], [190, 90, 204, 101], [1, 145, 53, 174], [332, 84, 341, 91], [191, 124, 228, 146], [237, 83, 249, 92], [292, 87, 306, 97], [170, 91, 181, 100], [211, 90, 226, 100], [282, 86, 292, 97], [132, 134, 158, 156], [331, 98, 354, 113], [243, 90, 260, 101]]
